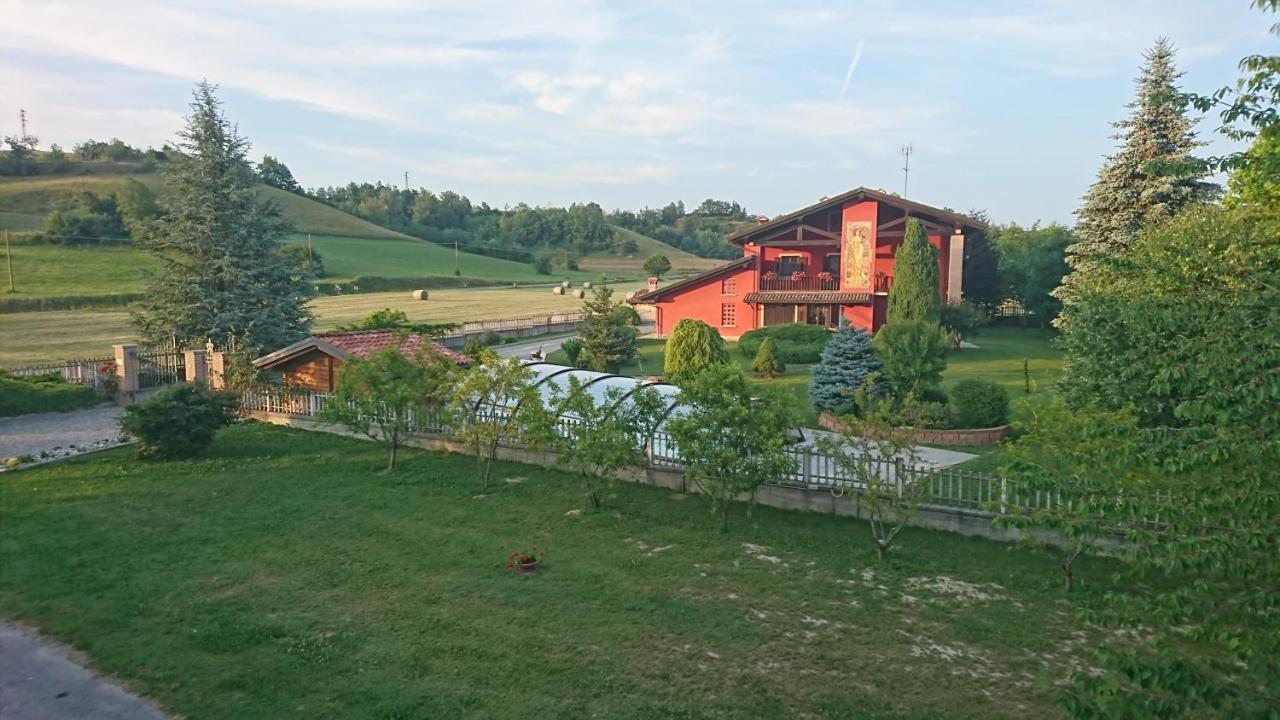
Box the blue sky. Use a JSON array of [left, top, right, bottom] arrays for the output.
[[1, 0, 1272, 224]]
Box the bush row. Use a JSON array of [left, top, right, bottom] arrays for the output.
[[738, 324, 831, 364], [0, 372, 102, 417]]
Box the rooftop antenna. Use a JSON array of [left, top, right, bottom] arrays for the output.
[[403, 171, 409, 190], [19, 109, 27, 139], [900, 143, 913, 197]]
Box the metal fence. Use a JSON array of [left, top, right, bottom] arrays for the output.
[[5, 356, 116, 392], [240, 389, 1048, 518], [137, 349, 185, 389]]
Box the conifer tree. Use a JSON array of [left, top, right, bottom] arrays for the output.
[[808, 322, 881, 413], [1056, 38, 1217, 310], [750, 336, 784, 378], [886, 219, 940, 324], [663, 319, 730, 380], [134, 81, 313, 350], [576, 284, 636, 372]]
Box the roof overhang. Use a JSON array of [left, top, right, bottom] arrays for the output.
[[627, 256, 754, 304], [252, 337, 350, 369]]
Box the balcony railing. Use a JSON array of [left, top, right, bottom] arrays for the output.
[[759, 262, 838, 291]]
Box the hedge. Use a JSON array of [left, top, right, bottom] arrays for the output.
[[737, 324, 831, 364], [0, 373, 102, 417]]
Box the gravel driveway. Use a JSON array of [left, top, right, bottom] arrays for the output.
[[0, 405, 125, 459]]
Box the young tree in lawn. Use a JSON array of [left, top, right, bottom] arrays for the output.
[[1056, 38, 1217, 312], [576, 283, 637, 372], [750, 337, 784, 378], [816, 377, 925, 561], [545, 378, 665, 508], [939, 300, 988, 350], [666, 364, 796, 531], [450, 350, 543, 487], [872, 321, 948, 396], [808, 321, 882, 414], [991, 223, 1071, 327], [643, 254, 672, 279], [663, 319, 730, 380], [319, 345, 456, 471], [885, 218, 940, 324], [133, 81, 313, 350], [258, 155, 303, 194]]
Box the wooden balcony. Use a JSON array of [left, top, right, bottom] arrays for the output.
[[760, 274, 839, 291]]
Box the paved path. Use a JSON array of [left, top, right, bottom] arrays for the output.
[[0, 623, 166, 719], [0, 405, 125, 459], [795, 428, 976, 469]]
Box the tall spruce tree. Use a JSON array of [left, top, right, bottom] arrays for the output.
[[134, 82, 313, 350], [576, 284, 636, 372], [809, 322, 882, 413], [886, 218, 940, 324], [1056, 38, 1217, 311]]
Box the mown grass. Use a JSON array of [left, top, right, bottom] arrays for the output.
[[0, 422, 1116, 719], [0, 244, 155, 297], [302, 234, 593, 284], [578, 226, 723, 273]]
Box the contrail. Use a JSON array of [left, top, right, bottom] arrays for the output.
[[840, 39, 864, 100]]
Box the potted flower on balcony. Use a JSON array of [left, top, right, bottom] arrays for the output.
[[506, 547, 544, 574], [762, 270, 778, 280], [789, 270, 807, 282], [816, 271, 834, 283]]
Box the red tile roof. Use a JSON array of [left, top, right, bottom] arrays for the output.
[[315, 329, 470, 365]]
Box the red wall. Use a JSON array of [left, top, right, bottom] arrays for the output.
[[652, 265, 758, 339]]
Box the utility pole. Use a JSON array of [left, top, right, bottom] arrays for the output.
[[453, 239, 459, 275], [900, 144, 913, 197], [5, 229, 15, 293]]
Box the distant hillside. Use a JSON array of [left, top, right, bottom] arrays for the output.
[[0, 173, 411, 240], [578, 226, 724, 273]]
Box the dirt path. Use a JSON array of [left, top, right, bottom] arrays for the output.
[[0, 623, 166, 719], [0, 405, 125, 460]]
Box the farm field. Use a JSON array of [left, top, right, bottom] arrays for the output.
[[0, 284, 647, 365], [578, 226, 723, 273], [0, 422, 1121, 718], [304, 234, 595, 284]]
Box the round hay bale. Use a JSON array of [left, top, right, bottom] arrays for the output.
[[552, 286, 565, 295], [582, 281, 593, 289], [561, 281, 571, 289], [572, 289, 586, 299], [411, 289, 429, 301]]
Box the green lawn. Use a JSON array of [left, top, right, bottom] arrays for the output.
[[578, 226, 722, 274], [0, 422, 1117, 718], [302, 234, 595, 284], [0, 244, 156, 297]]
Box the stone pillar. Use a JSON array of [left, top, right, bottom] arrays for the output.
[[184, 349, 208, 385], [208, 352, 229, 390], [946, 231, 965, 304], [113, 343, 139, 403]]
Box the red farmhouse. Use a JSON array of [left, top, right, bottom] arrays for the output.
[[627, 187, 985, 337]]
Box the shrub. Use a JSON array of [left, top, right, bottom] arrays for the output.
[[0, 372, 101, 418], [738, 323, 831, 364], [120, 383, 238, 459], [664, 319, 730, 379], [560, 338, 584, 367], [949, 379, 1010, 428], [809, 323, 881, 414], [872, 321, 948, 395], [751, 337, 785, 377]]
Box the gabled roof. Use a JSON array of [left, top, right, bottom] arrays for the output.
[[728, 186, 987, 245], [626, 256, 754, 304], [252, 329, 470, 370]]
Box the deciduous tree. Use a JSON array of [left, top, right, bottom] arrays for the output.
[[450, 351, 544, 487], [643, 254, 671, 279]]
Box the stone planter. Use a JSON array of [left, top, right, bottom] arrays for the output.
[[817, 411, 1009, 446]]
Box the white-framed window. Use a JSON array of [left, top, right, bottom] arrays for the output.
[[720, 303, 737, 327], [721, 276, 736, 295]]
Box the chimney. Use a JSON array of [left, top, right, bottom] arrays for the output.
[[647, 276, 659, 292], [755, 215, 769, 225]]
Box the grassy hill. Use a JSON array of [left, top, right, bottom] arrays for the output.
[[578, 226, 723, 273]]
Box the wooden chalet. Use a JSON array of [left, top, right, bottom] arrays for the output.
[[252, 329, 469, 393], [627, 187, 985, 337]]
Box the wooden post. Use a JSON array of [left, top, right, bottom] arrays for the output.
[[113, 343, 139, 403], [1023, 358, 1030, 394], [184, 349, 208, 385], [4, 229, 13, 293]]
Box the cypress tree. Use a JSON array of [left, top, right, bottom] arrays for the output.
[[750, 336, 784, 378], [808, 322, 881, 413], [134, 81, 313, 350], [886, 218, 940, 324], [1057, 38, 1217, 310]]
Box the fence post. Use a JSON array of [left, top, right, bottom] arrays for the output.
[[309, 392, 319, 417], [184, 349, 208, 385], [208, 352, 228, 390], [999, 477, 1008, 515], [113, 343, 139, 403]]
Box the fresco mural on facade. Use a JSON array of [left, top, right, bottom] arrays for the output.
[[842, 220, 873, 290]]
